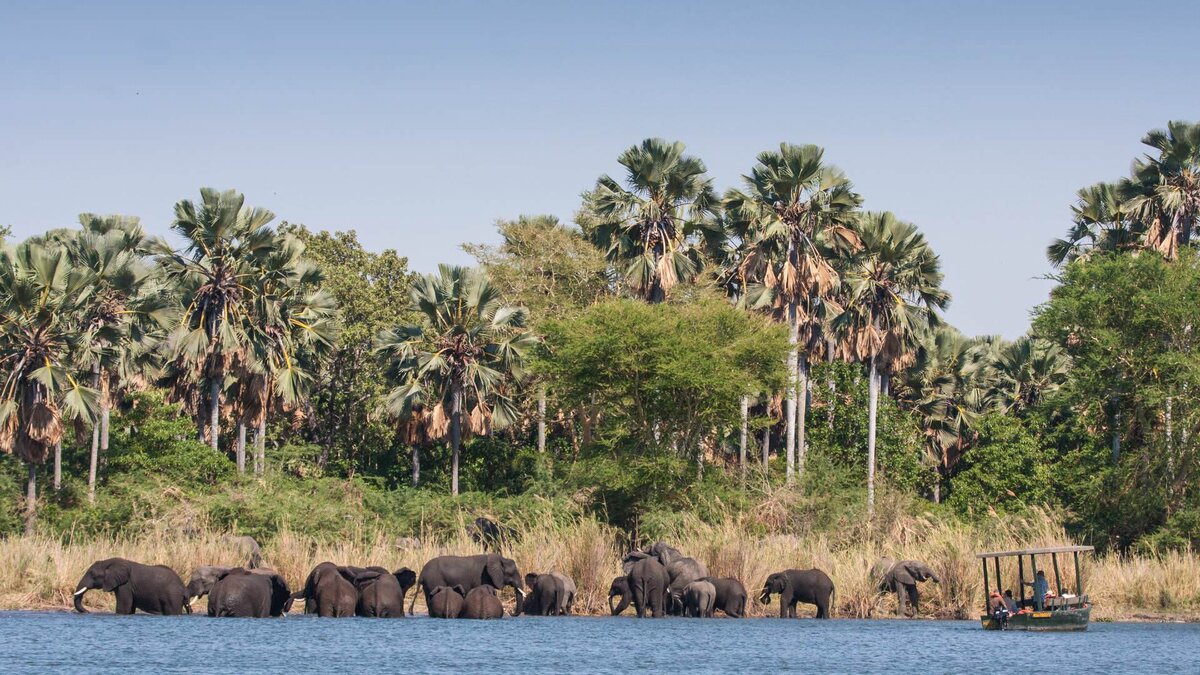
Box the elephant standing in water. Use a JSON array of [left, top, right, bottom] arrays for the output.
[[616, 557, 671, 618], [411, 554, 525, 616], [340, 566, 417, 618], [186, 566, 279, 605], [683, 580, 716, 617], [525, 573, 575, 616], [623, 542, 707, 615], [73, 558, 190, 615], [759, 569, 835, 619], [428, 585, 465, 618], [703, 577, 748, 617], [291, 562, 357, 617], [463, 585, 504, 619], [207, 568, 292, 617], [873, 557, 940, 617]]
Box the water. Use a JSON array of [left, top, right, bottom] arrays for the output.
[[2, 612, 1198, 674]]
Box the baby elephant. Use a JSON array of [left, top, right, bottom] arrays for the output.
[[524, 572, 576, 616], [428, 585, 465, 618], [703, 577, 748, 618], [683, 580, 716, 617], [759, 568, 835, 619], [463, 584, 504, 619]]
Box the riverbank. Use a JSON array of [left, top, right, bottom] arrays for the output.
[[4, 510, 1199, 620]]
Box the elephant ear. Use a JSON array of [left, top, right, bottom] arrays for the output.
[[906, 562, 939, 583], [485, 555, 504, 588], [336, 566, 364, 584], [269, 574, 292, 615], [892, 564, 920, 586], [102, 561, 131, 592], [621, 550, 649, 575], [394, 568, 417, 593], [452, 585, 466, 597]]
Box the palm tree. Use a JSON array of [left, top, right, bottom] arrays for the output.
[[989, 337, 1070, 414], [834, 212, 949, 516], [0, 241, 100, 533], [583, 138, 721, 302], [725, 144, 862, 484], [69, 215, 173, 501], [1121, 121, 1200, 259], [376, 265, 535, 495], [1047, 183, 1138, 267], [155, 188, 277, 453]]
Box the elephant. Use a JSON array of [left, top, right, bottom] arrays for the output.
[[186, 566, 278, 604], [624, 541, 708, 612], [469, 517, 516, 551], [622, 556, 671, 618], [291, 562, 357, 617], [428, 585, 465, 618], [702, 577, 748, 617], [524, 572, 576, 616], [73, 558, 190, 615], [222, 535, 263, 569], [759, 569, 835, 619], [463, 585, 504, 619], [207, 568, 292, 617], [683, 580, 716, 617], [873, 557, 940, 617], [607, 576, 632, 616], [411, 554, 524, 616], [341, 566, 417, 618]]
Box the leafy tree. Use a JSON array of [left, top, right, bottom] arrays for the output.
[[583, 138, 721, 302], [538, 298, 788, 467], [1047, 183, 1137, 267], [282, 225, 413, 476], [725, 143, 863, 484], [464, 214, 612, 452], [0, 240, 100, 532], [834, 212, 949, 516], [376, 265, 535, 495], [946, 414, 1054, 515], [1121, 120, 1200, 259]]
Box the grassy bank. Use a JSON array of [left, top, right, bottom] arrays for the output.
[[5, 505, 1199, 621]]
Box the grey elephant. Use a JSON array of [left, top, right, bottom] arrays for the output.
[[428, 585, 465, 618], [620, 556, 671, 618], [550, 572, 576, 614], [73, 558, 190, 615], [207, 568, 292, 618], [525, 572, 575, 616], [623, 541, 707, 614], [291, 562, 357, 617], [607, 576, 632, 615], [411, 554, 525, 616], [759, 568, 835, 619], [873, 557, 940, 617], [683, 580, 716, 617], [341, 566, 417, 618], [702, 577, 748, 617], [463, 585, 504, 619], [186, 565, 278, 605]]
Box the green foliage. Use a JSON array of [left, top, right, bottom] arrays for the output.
[[807, 361, 935, 495], [105, 391, 233, 485], [539, 298, 788, 452], [946, 414, 1054, 515]]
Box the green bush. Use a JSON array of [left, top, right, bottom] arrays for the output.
[[947, 414, 1054, 515]]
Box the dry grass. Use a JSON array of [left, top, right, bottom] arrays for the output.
[[4, 508, 1200, 621]]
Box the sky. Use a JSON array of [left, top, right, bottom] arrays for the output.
[[2, 0, 1197, 338]]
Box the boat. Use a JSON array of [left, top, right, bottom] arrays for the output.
[[976, 545, 1094, 631]]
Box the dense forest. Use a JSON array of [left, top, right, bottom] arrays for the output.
[[2, 121, 1199, 554]]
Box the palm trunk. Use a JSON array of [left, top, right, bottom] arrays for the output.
[[739, 396, 749, 479], [236, 422, 246, 474], [537, 385, 547, 454], [209, 378, 221, 452], [785, 302, 799, 486], [797, 357, 808, 482], [450, 384, 463, 496], [24, 464, 37, 535], [761, 424, 771, 479], [867, 354, 879, 519], [101, 404, 110, 454], [411, 445, 420, 487], [255, 417, 266, 475], [88, 365, 100, 503], [53, 442, 62, 491]]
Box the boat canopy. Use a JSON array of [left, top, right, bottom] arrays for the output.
[[976, 545, 1094, 559]]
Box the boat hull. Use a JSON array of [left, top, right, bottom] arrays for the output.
[[980, 605, 1090, 631]]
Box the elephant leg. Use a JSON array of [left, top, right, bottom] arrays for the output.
[[906, 585, 919, 617], [115, 587, 135, 615], [896, 587, 906, 616]]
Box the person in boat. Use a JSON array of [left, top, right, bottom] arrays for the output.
[[1003, 589, 1019, 613], [989, 591, 1011, 624], [1023, 570, 1050, 610]]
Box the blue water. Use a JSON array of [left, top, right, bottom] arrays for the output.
[[2, 612, 1197, 674]]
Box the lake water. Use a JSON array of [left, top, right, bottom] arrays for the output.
[[2, 612, 1198, 674]]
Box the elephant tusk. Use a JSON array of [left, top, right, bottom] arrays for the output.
[[74, 587, 88, 596]]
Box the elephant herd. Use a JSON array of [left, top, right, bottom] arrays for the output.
[[71, 545, 940, 620]]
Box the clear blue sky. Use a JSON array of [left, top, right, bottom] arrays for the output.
[[2, 0, 1197, 338]]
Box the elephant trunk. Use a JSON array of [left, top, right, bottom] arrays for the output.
[[73, 585, 90, 614], [608, 593, 616, 615]]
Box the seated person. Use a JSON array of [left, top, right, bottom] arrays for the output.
[[989, 591, 1011, 621], [1002, 589, 1019, 613]]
